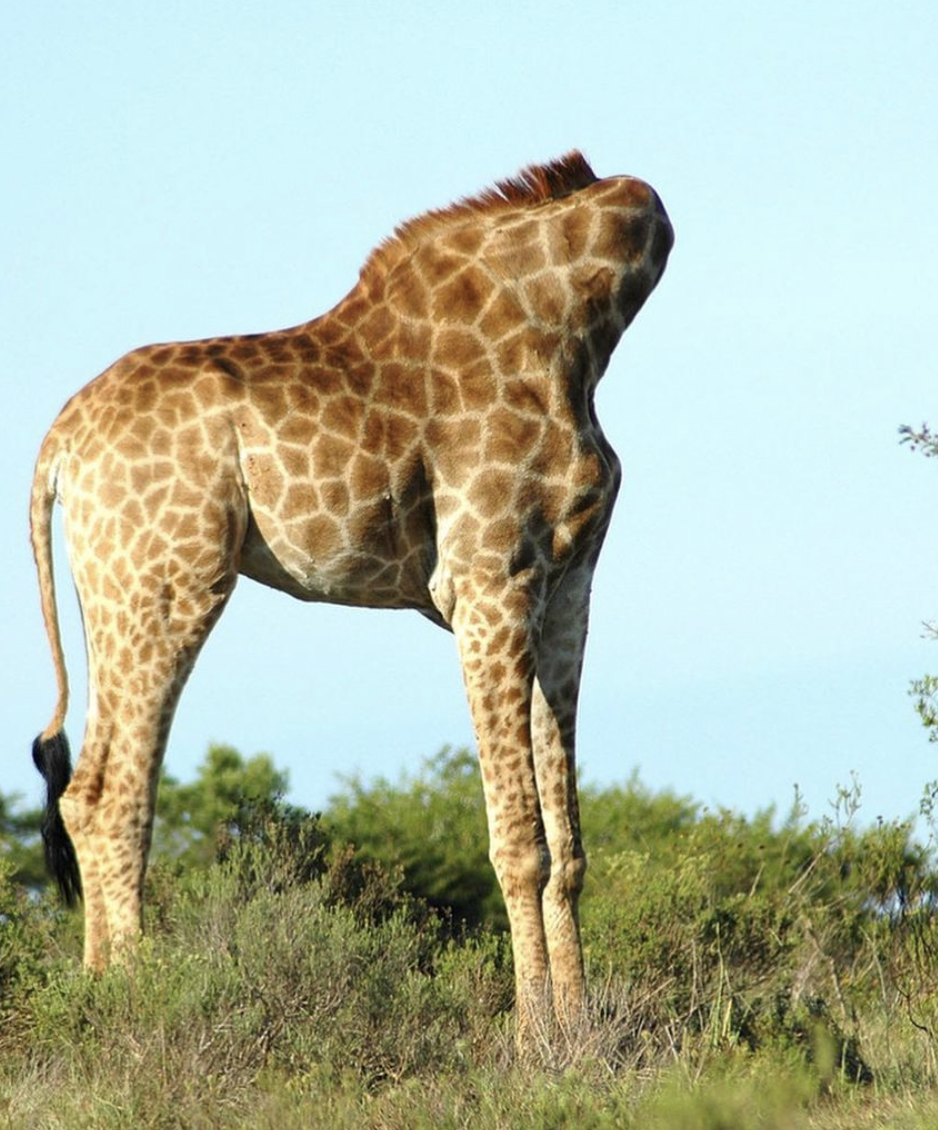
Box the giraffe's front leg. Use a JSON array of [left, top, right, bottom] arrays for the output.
[[452, 575, 551, 1042], [531, 565, 594, 1033]]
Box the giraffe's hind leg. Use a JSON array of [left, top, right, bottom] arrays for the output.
[[60, 496, 244, 969], [62, 690, 179, 965]]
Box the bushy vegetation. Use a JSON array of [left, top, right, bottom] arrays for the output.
[[2, 745, 938, 1127]]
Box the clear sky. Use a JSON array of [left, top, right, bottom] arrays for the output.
[[3, 3, 936, 830]]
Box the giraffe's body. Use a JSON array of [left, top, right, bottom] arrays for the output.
[[31, 153, 672, 1038]]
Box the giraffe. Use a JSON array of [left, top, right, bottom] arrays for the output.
[[30, 151, 672, 1039]]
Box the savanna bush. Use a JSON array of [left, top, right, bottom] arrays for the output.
[[0, 857, 71, 1055], [325, 748, 504, 930], [4, 749, 938, 1128], [580, 793, 938, 1084], [317, 751, 938, 1079], [9, 801, 514, 1128]]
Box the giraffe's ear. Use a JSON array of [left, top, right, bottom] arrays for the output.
[[573, 265, 615, 300]]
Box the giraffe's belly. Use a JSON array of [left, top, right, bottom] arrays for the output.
[[237, 493, 441, 619]]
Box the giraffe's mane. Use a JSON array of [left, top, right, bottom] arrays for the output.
[[448, 150, 598, 213], [361, 151, 599, 285]]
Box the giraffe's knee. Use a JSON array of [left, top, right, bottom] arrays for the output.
[[545, 851, 587, 906], [491, 839, 550, 899], [59, 785, 92, 841]]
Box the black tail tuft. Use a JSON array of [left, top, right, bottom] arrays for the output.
[[32, 731, 82, 906]]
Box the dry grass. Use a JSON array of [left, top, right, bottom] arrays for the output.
[[3, 786, 938, 1129]]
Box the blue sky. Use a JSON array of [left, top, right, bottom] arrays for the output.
[[3, 3, 936, 830]]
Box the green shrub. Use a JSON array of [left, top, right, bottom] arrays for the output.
[[324, 748, 503, 930], [13, 802, 510, 1121], [0, 857, 71, 1054], [3, 753, 938, 1128]]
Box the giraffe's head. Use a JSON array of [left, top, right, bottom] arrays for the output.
[[522, 174, 670, 375], [353, 152, 672, 383]]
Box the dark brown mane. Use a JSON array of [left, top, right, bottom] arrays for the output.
[[462, 150, 598, 210], [361, 151, 598, 285]]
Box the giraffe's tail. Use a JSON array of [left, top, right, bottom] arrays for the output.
[[32, 732, 81, 905], [29, 434, 81, 905]]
